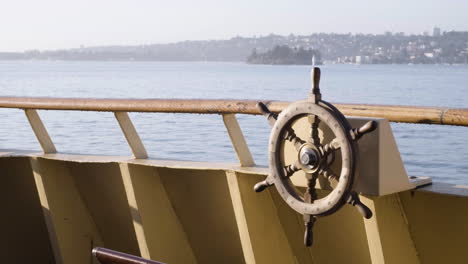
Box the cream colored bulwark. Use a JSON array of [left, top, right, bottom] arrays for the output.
[[0, 151, 466, 264], [119, 163, 197, 264], [226, 170, 297, 264], [0, 157, 55, 263], [29, 157, 141, 264], [30, 157, 104, 264]]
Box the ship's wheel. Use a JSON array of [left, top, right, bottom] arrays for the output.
[[254, 67, 376, 247]]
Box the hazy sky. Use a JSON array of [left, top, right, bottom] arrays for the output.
[[1, 0, 467, 51]]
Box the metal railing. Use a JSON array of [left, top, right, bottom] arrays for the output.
[[93, 247, 165, 264], [1, 96, 467, 165]]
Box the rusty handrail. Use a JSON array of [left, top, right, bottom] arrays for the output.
[[0, 96, 467, 126]]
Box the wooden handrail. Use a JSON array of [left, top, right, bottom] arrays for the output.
[[0, 96, 467, 126]]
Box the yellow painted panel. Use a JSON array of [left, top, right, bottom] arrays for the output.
[[30, 157, 104, 264], [158, 168, 245, 264], [361, 194, 420, 264], [232, 172, 298, 264], [0, 157, 55, 263], [120, 163, 197, 263], [268, 189, 315, 264], [400, 190, 468, 264], [256, 178, 371, 263], [0, 153, 466, 264], [67, 162, 140, 255]]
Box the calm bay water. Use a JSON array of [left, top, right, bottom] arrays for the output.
[[0, 61, 467, 184]]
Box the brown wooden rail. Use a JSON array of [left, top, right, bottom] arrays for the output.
[[0, 96, 467, 126]]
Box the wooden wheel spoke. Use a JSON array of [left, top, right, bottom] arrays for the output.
[[304, 172, 319, 202], [310, 115, 321, 145], [321, 168, 339, 188], [350, 120, 377, 141], [347, 191, 373, 219], [257, 102, 278, 127], [321, 167, 338, 180], [283, 160, 301, 177], [322, 137, 340, 156], [303, 214, 316, 247], [284, 127, 305, 150]]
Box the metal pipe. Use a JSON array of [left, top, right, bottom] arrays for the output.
[[0, 96, 467, 126], [92, 247, 165, 264]]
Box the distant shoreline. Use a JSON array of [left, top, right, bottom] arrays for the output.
[[2, 31, 468, 65], [2, 59, 467, 66]]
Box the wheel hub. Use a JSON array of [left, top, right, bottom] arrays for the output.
[[298, 143, 321, 173]]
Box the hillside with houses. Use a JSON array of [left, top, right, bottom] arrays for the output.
[[1, 28, 467, 64]]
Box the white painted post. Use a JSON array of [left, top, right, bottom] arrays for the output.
[[24, 109, 57, 153], [222, 114, 255, 167], [114, 112, 148, 159]]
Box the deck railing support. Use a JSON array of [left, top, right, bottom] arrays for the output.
[[24, 109, 57, 153], [222, 114, 255, 167], [114, 112, 148, 159]]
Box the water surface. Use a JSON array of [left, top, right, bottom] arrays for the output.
[[0, 61, 467, 184]]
